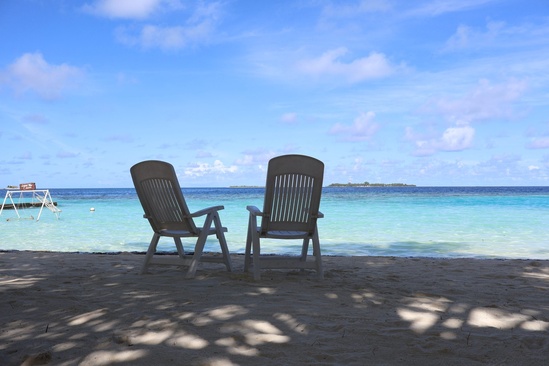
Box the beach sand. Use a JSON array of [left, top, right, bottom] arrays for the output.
[[1, 251, 548, 365]]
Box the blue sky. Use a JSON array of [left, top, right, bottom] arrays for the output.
[[1, 0, 549, 188]]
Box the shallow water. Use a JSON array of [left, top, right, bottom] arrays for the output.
[[1, 187, 548, 259]]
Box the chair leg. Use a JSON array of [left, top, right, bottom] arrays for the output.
[[312, 228, 323, 280], [244, 214, 254, 273], [141, 233, 160, 274], [300, 237, 310, 261], [186, 232, 208, 279], [252, 230, 261, 281], [186, 213, 214, 279], [213, 212, 232, 272], [174, 237, 185, 258]]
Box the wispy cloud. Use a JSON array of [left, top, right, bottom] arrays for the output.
[[116, 24, 204, 50], [105, 134, 134, 143], [280, 112, 297, 124], [196, 150, 214, 158], [423, 79, 528, 124], [296, 47, 398, 83], [23, 114, 49, 125], [184, 159, 237, 177], [16, 151, 33, 160], [81, 0, 183, 19], [57, 150, 80, 159], [330, 111, 380, 142], [527, 137, 549, 149], [320, 0, 392, 18], [235, 149, 276, 166], [1, 53, 84, 100], [444, 19, 549, 53], [404, 0, 497, 18], [111, 1, 222, 50], [444, 21, 505, 51], [407, 79, 527, 156]]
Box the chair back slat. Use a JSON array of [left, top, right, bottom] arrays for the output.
[[131, 160, 197, 234], [141, 178, 184, 223], [261, 155, 323, 234], [271, 173, 315, 223]]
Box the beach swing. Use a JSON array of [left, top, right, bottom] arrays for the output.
[[244, 154, 325, 280], [130, 160, 232, 278]]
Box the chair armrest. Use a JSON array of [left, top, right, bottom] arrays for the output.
[[315, 211, 324, 218], [246, 205, 264, 216], [189, 205, 225, 217]]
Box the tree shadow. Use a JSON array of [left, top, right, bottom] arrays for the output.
[[1, 252, 548, 365]]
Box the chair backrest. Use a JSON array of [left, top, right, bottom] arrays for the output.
[[261, 154, 324, 235], [130, 160, 198, 234]]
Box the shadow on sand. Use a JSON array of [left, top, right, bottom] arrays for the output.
[[1, 251, 548, 365]]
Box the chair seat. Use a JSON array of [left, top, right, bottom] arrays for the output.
[[161, 227, 228, 238], [258, 229, 310, 239]]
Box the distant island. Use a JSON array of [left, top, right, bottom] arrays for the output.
[[328, 182, 416, 187], [230, 182, 416, 188]]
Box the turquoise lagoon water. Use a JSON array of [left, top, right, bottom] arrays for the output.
[[1, 187, 548, 259]]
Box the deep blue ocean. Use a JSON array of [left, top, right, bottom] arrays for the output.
[[1, 186, 548, 259]]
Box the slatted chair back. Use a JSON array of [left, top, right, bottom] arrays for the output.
[[260, 155, 324, 235], [131, 160, 198, 235]]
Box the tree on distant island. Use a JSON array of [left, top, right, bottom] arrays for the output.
[[328, 182, 416, 187]]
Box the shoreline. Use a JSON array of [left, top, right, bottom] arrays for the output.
[[1, 252, 548, 365], [2, 249, 549, 262]]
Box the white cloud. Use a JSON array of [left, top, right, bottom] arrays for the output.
[[82, 0, 180, 19], [114, 2, 221, 50], [116, 72, 139, 85], [296, 48, 397, 83], [184, 160, 237, 177], [439, 125, 475, 151], [330, 111, 380, 142], [410, 124, 475, 156], [235, 149, 275, 166], [445, 21, 505, 51], [2, 53, 84, 100], [281, 113, 297, 124], [444, 18, 549, 52], [527, 137, 549, 149], [320, 0, 391, 18], [408, 77, 530, 156], [405, 0, 497, 18], [234, 155, 256, 166], [426, 79, 527, 124], [116, 25, 186, 50]]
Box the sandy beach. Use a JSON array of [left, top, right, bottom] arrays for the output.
[[1, 251, 548, 365]]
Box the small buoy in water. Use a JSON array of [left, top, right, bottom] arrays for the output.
[[90, 207, 95, 212]]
